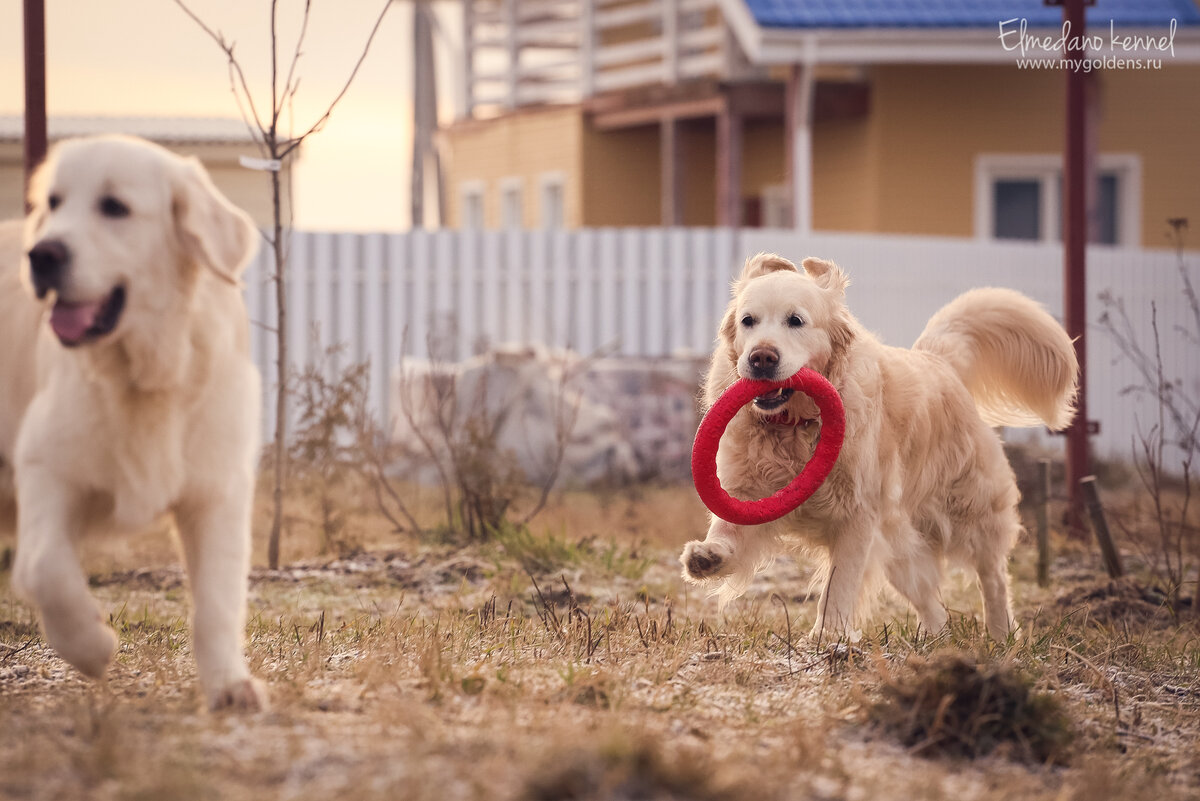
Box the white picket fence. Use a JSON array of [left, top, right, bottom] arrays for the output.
[[243, 227, 1199, 463]]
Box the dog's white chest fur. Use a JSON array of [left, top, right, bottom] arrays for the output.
[[94, 389, 188, 529]]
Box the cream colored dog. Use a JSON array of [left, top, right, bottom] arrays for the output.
[[680, 254, 1078, 641], [0, 135, 265, 709]]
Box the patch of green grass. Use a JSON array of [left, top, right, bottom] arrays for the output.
[[490, 522, 652, 580]]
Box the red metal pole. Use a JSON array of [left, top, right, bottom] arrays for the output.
[[23, 0, 48, 211], [1063, 0, 1090, 536]]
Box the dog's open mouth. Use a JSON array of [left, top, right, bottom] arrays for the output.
[[752, 387, 794, 411], [49, 286, 126, 347]]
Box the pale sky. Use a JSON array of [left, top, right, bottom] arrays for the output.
[[1, 0, 454, 231]]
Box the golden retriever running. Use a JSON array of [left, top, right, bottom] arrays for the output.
[[680, 254, 1078, 641], [0, 135, 264, 709]]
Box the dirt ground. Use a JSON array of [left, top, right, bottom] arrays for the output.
[[1, 482, 1198, 801]]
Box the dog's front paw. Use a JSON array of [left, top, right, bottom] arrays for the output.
[[680, 540, 734, 582], [44, 614, 118, 680], [209, 677, 268, 712]]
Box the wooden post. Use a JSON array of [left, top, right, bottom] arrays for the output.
[[23, 0, 47, 209], [503, 0, 518, 110], [461, 0, 475, 118], [579, 0, 594, 98], [1063, 0, 1092, 537], [1080, 476, 1124, 578], [663, 0, 679, 85], [661, 117, 683, 227], [1036, 458, 1051, 587], [785, 51, 815, 233], [716, 104, 742, 227]]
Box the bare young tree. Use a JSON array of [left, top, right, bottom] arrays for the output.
[[1098, 219, 1200, 613], [173, 0, 392, 568]]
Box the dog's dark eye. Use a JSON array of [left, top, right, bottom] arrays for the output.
[[99, 196, 130, 218], [48, 194, 61, 210], [787, 314, 805, 328], [740, 315, 756, 328]]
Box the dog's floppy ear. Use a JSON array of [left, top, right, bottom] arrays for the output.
[[172, 156, 258, 285], [741, 252, 798, 281], [703, 302, 741, 407], [801, 257, 850, 295]]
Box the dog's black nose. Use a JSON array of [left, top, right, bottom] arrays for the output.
[[28, 239, 69, 298], [748, 346, 780, 378]]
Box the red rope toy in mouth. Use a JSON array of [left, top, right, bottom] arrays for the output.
[[691, 369, 846, 526]]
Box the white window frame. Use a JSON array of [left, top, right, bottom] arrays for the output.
[[538, 171, 566, 229], [459, 180, 485, 230], [973, 153, 1142, 247], [499, 176, 524, 230]]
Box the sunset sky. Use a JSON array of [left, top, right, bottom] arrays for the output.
[[1, 0, 454, 231]]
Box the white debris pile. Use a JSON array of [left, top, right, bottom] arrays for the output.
[[389, 346, 705, 486]]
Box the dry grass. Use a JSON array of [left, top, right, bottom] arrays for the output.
[[1, 479, 1199, 801]]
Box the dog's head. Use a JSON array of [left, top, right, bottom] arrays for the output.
[[708, 253, 853, 416], [22, 135, 257, 349]]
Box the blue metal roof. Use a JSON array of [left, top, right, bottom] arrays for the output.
[[743, 1, 1200, 30]]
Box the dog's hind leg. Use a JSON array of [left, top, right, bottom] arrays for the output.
[[973, 508, 1019, 642], [13, 477, 118, 679], [175, 484, 266, 712], [881, 528, 948, 637], [975, 553, 1015, 642]]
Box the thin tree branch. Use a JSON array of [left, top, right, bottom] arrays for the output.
[[281, 0, 314, 113], [278, 0, 391, 159], [172, 0, 269, 139]]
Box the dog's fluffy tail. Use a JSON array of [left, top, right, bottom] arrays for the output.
[[914, 288, 1078, 430]]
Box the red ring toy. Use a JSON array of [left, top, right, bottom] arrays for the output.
[[692, 369, 845, 526]]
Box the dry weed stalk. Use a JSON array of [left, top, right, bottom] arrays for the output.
[[391, 343, 584, 541], [1098, 219, 1200, 613]]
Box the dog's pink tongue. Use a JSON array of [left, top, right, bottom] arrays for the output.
[[50, 300, 102, 344]]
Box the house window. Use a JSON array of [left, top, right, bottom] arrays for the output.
[[500, 177, 523, 229], [975, 154, 1141, 247], [539, 172, 565, 228], [460, 181, 484, 230], [993, 179, 1042, 240]]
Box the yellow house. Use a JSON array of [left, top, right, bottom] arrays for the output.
[[440, 0, 1200, 249], [0, 115, 293, 227]]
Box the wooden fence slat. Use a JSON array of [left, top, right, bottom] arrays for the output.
[[458, 230, 479, 360], [411, 230, 431, 359], [363, 233, 387, 422], [551, 230, 571, 350], [387, 233, 409, 364], [690, 228, 712, 355], [529, 229, 549, 344], [598, 228, 619, 353], [575, 229, 596, 355], [644, 228, 665, 355], [312, 232, 334, 362], [481, 231, 502, 352], [504, 231, 524, 344], [666, 227, 688, 355], [288, 232, 311, 371], [432, 231, 456, 360], [621, 229, 641, 355], [337, 233, 359, 371]]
